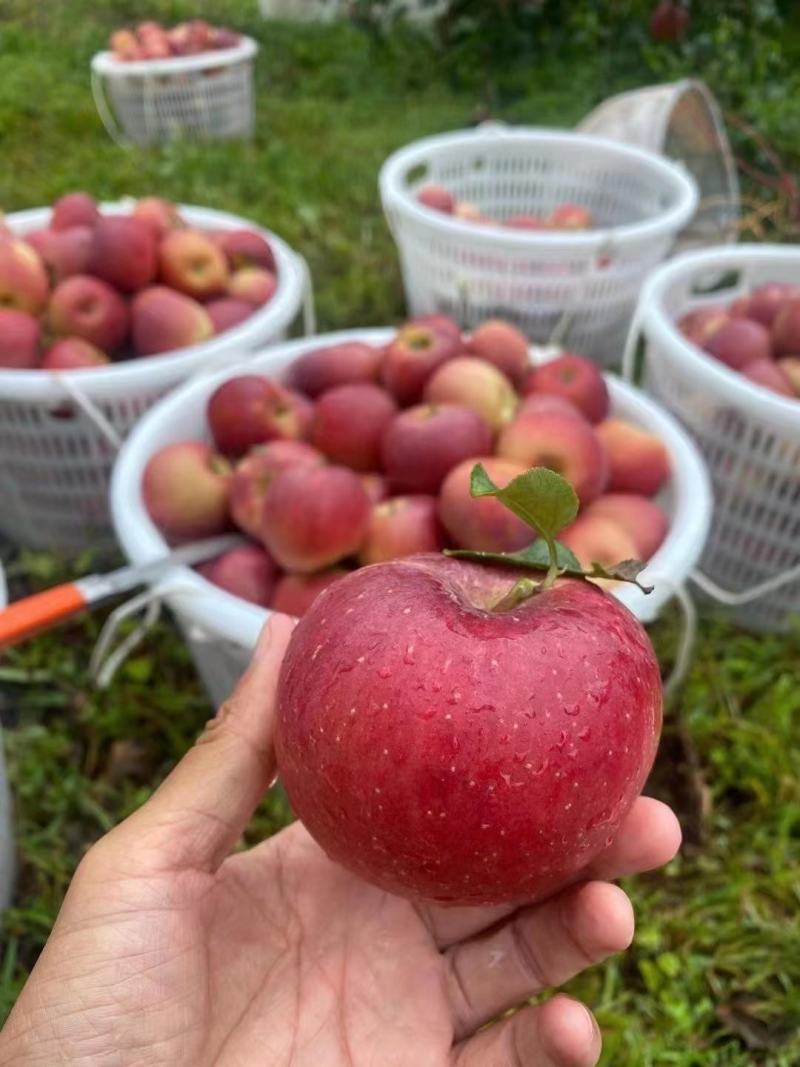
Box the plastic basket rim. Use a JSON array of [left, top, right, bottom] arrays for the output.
[[110, 326, 712, 648], [0, 201, 304, 402], [0, 563, 5, 610], [91, 36, 258, 77], [379, 126, 699, 252], [638, 243, 800, 436]]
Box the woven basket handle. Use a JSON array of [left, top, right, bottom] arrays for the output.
[[91, 67, 130, 148]]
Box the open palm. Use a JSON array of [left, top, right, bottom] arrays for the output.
[[0, 617, 680, 1067]]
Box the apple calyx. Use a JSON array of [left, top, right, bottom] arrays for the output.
[[444, 463, 654, 604]]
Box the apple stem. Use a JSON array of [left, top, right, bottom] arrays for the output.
[[491, 576, 540, 612], [541, 535, 560, 590]]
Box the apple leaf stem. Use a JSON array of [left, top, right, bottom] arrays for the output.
[[455, 463, 654, 598]]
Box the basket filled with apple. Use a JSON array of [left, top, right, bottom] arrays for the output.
[[111, 314, 711, 707], [0, 192, 307, 553], [628, 243, 800, 633], [379, 126, 698, 367], [91, 20, 258, 146]]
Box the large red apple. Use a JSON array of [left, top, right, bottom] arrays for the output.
[[276, 552, 662, 906]]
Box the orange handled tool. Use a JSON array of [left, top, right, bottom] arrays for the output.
[[0, 533, 244, 649]]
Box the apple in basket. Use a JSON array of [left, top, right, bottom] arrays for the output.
[[138, 314, 677, 622], [275, 464, 663, 906], [0, 192, 284, 373], [677, 283, 800, 401]]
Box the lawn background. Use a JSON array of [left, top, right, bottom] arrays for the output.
[[0, 1, 799, 1063]]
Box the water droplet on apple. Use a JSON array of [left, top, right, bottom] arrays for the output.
[[564, 704, 580, 716], [337, 662, 355, 673], [556, 730, 568, 750], [447, 688, 462, 705], [417, 706, 436, 721], [378, 666, 392, 679], [431, 680, 442, 693], [403, 647, 415, 665], [578, 725, 591, 741]]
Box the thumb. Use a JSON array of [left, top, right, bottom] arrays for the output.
[[108, 612, 296, 874]]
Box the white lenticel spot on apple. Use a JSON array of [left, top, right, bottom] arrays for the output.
[[402, 607, 411, 614], [349, 707, 356, 715], [357, 656, 365, 663]]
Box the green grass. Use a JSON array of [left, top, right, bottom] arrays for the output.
[[1, 2, 799, 1063]]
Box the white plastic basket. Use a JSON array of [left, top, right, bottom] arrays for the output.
[[625, 244, 800, 632], [379, 127, 698, 366], [578, 80, 740, 254], [0, 562, 14, 912], [91, 38, 258, 147], [0, 201, 310, 554], [110, 328, 712, 708]]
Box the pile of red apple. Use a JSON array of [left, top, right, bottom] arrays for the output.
[[0, 192, 278, 371], [678, 283, 800, 400], [416, 183, 594, 231], [142, 315, 673, 616], [110, 20, 240, 62]]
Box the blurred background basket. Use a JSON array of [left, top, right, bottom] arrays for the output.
[[91, 37, 258, 147], [578, 79, 740, 254], [627, 244, 800, 632], [0, 561, 14, 913], [111, 328, 712, 708], [379, 126, 698, 366], [0, 201, 309, 555]]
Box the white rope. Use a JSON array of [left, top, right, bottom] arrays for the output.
[[90, 67, 130, 148], [299, 255, 317, 337], [90, 589, 163, 689], [690, 562, 800, 606], [663, 583, 698, 699], [54, 375, 124, 451], [547, 235, 618, 349], [621, 301, 645, 382]]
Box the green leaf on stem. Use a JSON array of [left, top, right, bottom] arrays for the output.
[[454, 464, 654, 599], [445, 543, 654, 594], [470, 463, 579, 543]]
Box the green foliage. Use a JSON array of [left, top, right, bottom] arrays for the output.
[[0, 3, 798, 1064]]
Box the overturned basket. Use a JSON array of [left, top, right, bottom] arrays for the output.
[[379, 126, 698, 366], [578, 79, 740, 254]]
